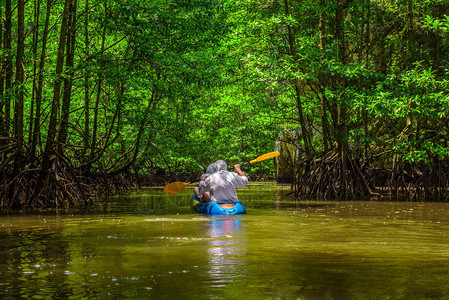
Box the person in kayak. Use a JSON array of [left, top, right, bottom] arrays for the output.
[[202, 160, 248, 203], [193, 174, 211, 203], [193, 162, 216, 202]]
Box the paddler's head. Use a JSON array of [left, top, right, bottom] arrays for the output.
[[214, 160, 227, 172]]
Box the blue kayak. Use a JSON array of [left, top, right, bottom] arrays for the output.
[[191, 194, 246, 216]]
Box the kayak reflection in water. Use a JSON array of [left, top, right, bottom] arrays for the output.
[[206, 217, 247, 287]]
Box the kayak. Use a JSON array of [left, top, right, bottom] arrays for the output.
[[191, 194, 246, 216]]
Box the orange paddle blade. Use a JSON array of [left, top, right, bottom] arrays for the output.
[[249, 151, 280, 164], [163, 181, 190, 195]]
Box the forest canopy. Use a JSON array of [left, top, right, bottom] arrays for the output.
[[1, 0, 449, 208]]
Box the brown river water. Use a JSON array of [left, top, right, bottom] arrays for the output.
[[1, 182, 449, 299]]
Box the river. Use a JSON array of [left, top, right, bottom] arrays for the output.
[[1, 182, 449, 299]]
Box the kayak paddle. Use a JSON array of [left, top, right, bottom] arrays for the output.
[[163, 151, 280, 195], [163, 181, 195, 196], [239, 151, 280, 167]]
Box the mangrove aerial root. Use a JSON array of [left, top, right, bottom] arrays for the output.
[[0, 154, 136, 209], [292, 150, 380, 200], [291, 150, 449, 201]]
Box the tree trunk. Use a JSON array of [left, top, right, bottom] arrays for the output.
[[283, 0, 313, 155], [293, 82, 313, 155], [29, 0, 41, 146], [30, 0, 53, 160], [14, 0, 25, 158], [405, 1, 414, 69], [57, 0, 77, 154], [364, 0, 370, 62], [319, 0, 330, 152], [0, 4, 3, 138], [42, 0, 71, 171], [358, 0, 370, 161], [405, 1, 416, 143], [83, 0, 90, 156], [105, 87, 157, 177], [3, 0, 12, 137], [335, 0, 348, 153], [335, 0, 349, 199], [90, 13, 107, 162]]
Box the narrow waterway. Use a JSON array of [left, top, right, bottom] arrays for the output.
[[1, 182, 449, 299]]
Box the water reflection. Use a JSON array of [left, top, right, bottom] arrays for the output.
[[206, 217, 247, 288], [2, 184, 449, 299], [0, 225, 72, 299]]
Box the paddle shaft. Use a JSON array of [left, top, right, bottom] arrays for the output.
[[235, 151, 280, 168]]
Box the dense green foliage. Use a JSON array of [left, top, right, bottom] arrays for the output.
[[1, 0, 449, 206]]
